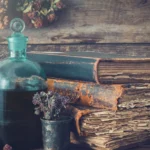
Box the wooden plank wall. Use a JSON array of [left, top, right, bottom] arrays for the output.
[[0, 0, 150, 57], [0, 44, 150, 59]]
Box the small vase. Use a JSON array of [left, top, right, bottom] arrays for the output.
[[41, 116, 72, 150]]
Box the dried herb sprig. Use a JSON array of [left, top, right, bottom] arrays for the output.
[[32, 91, 70, 120]]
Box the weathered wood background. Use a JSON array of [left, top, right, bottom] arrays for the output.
[[1, 0, 150, 44], [0, 0, 150, 58]]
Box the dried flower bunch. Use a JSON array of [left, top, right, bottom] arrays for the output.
[[32, 91, 70, 120], [17, 0, 65, 28], [0, 0, 9, 29]]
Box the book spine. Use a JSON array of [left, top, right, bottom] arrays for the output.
[[27, 53, 100, 83], [47, 78, 123, 111]]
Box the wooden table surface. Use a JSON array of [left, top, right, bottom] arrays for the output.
[[35, 145, 150, 150], [36, 147, 150, 150]]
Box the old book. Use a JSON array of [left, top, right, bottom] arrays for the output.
[[47, 78, 150, 111], [28, 51, 150, 84], [70, 106, 150, 150], [47, 78, 150, 136]]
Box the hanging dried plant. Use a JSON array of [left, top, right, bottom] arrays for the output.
[[17, 0, 65, 28], [0, 0, 9, 29]]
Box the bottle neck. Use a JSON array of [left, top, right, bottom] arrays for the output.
[[9, 49, 26, 59], [7, 33, 28, 59]]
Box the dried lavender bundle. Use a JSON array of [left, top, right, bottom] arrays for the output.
[[32, 91, 70, 120]]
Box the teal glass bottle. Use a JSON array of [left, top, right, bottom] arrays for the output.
[[0, 18, 47, 149]]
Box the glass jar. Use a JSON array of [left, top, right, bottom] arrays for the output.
[[0, 18, 47, 150]]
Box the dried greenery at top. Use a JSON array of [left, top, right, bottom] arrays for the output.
[[0, 0, 9, 29], [17, 0, 65, 28]]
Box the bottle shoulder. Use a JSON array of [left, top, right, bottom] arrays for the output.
[[0, 58, 46, 78], [0, 58, 47, 90]]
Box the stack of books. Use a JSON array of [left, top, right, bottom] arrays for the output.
[[28, 51, 150, 150]]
